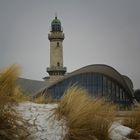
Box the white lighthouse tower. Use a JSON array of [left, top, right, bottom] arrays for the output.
[[46, 16, 67, 82]]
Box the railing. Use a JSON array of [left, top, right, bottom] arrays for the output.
[[48, 32, 64, 40], [47, 66, 67, 72]]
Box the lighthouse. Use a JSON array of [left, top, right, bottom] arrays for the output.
[[47, 16, 67, 82]]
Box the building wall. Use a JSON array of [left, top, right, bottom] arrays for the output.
[[50, 41, 63, 67], [47, 72, 133, 105], [48, 75, 64, 83]]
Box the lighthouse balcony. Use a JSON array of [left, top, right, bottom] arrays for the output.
[[48, 32, 64, 40], [47, 66, 67, 73]]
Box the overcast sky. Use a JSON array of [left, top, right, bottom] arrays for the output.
[[0, 0, 140, 89]]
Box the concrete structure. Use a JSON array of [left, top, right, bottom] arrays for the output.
[[46, 16, 67, 82]]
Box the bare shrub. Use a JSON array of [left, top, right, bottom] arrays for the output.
[[55, 86, 117, 140]]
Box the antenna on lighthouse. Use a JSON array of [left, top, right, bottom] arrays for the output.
[[55, 12, 57, 18]]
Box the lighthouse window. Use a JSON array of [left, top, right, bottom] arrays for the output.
[[57, 42, 59, 47], [57, 62, 60, 66], [52, 25, 55, 31]]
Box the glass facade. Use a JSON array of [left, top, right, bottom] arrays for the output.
[[47, 73, 132, 105]]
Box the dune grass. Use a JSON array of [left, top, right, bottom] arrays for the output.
[[0, 65, 30, 139], [55, 86, 117, 140], [0, 64, 30, 102], [13, 86, 31, 102], [0, 65, 20, 97], [33, 95, 53, 104], [124, 108, 140, 130], [124, 107, 140, 139]]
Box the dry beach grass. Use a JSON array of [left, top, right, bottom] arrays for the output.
[[0, 65, 138, 140], [55, 86, 117, 140], [123, 107, 140, 139], [0, 65, 30, 140], [124, 107, 140, 131], [33, 94, 53, 104]]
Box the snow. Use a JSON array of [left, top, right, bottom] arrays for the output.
[[16, 102, 139, 140], [109, 122, 133, 140], [16, 102, 67, 140]]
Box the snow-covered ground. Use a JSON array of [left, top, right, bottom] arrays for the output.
[[16, 102, 137, 140], [16, 102, 67, 140], [109, 122, 133, 140]]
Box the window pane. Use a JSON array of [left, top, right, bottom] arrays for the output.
[[103, 76, 107, 95], [98, 75, 103, 96]]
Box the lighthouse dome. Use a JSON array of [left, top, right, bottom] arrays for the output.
[[51, 16, 62, 31]]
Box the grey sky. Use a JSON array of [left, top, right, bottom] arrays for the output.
[[0, 0, 140, 89]]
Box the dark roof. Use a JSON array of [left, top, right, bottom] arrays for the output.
[[17, 78, 51, 96], [38, 64, 134, 97], [51, 16, 61, 25]]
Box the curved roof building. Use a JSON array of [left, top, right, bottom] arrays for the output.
[[13, 16, 137, 107], [38, 64, 135, 106], [31, 16, 135, 107]]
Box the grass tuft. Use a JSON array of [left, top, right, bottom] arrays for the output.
[[0, 65, 30, 139], [13, 86, 31, 102], [33, 95, 53, 104], [124, 107, 140, 133], [55, 86, 117, 140], [127, 129, 140, 140], [0, 64, 20, 97]]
